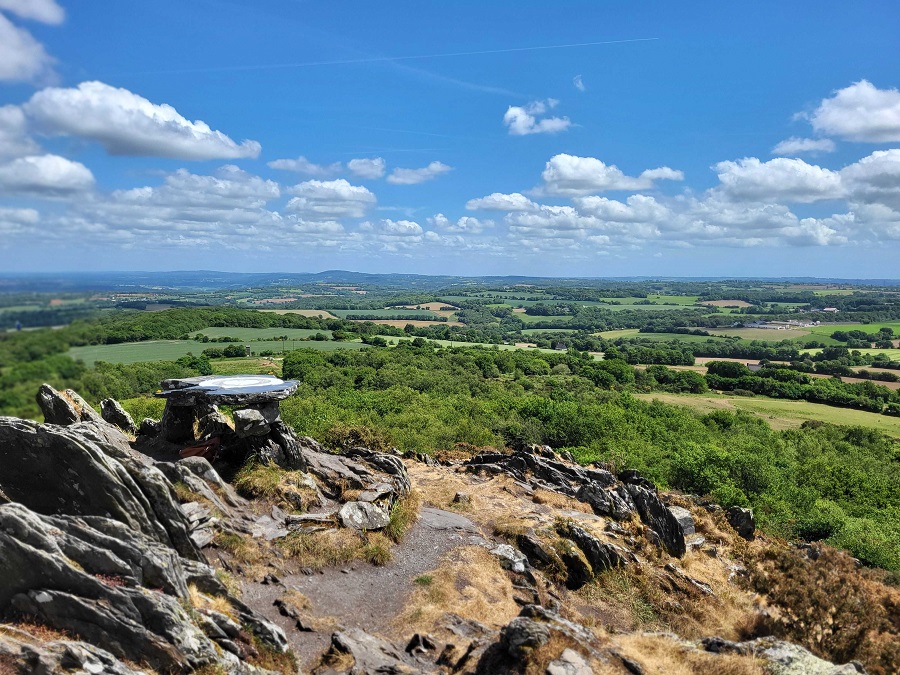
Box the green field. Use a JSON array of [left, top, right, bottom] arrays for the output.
[[521, 328, 580, 335], [517, 313, 572, 324], [69, 339, 367, 366], [800, 347, 900, 360], [376, 335, 561, 354], [635, 391, 900, 437], [329, 308, 439, 319], [710, 327, 813, 341], [196, 327, 332, 340]]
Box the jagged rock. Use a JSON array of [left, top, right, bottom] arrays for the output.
[[553, 538, 593, 590], [702, 636, 866, 674], [100, 398, 138, 435], [36, 384, 105, 426], [575, 483, 636, 520], [626, 484, 686, 557], [547, 648, 593, 675], [489, 543, 528, 574], [619, 469, 657, 492], [500, 617, 550, 659], [140, 417, 161, 436], [0, 417, 200, 561], [234, 403, 281, 437], [556, 522, 628, 575], [0, 627, 146, 675], [726, 506, 755, 540], [516, 532, 565, 572], [668, 506, 696, 536], [338, 501, 391, 530], [324, 628, 425, 674]]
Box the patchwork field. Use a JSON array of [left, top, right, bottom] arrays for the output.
[[634, 392, 900, 437], [700, 299, 753, 308], [69, 339, 367, 366], [258, 309, 339, 319], [196, 327, 332, 340], [351, 319, 464, 327], [710, 327, 813, 341]]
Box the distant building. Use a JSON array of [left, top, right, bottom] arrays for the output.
[[822, 307, 839, 313]]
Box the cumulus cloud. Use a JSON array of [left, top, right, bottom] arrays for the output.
[[267, 156, 340, 176], [466, 192, 538, 212], [429, 214, 493, 233], [348, 157, 386, 179], [0, 154, 94, 195], [0, 0, 64, 23], [841, 149, 900, 209], [713, 157, 843, 203], [573, 75, 585, 92], [772, 137, 836, 156], [504, 99, 572, 136], [0, 105, 39, 158], [0, 13, 55, 83], [387, 161, 452, 185], [540, 154, 681, 196], [807, 80, 900, 142], [0, 207, 39, 235], [286, 178, 376, 219], [358, 219, 426, 251], [24, 81, 261, 160], [574, 195, 670, 223]]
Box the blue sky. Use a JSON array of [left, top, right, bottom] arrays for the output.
[[1, 1, 899, 277]]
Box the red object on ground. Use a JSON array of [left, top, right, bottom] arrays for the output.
[[179, 436, 221, 462]]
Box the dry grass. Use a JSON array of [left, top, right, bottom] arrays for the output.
[[277, 528, 393, 569], [215, 569, 242, 598], [384, 490, 421, 543], [0, 621, 73, 644], [244, 631, 298, 675], [532, 488, 593, 513], [187, 584, 237, 620], [233, 461, 318, 511], [614, 634, 765, 675], [213, 531, 264, 564], [394, 545, 519, 636], [280, 589, 311, 611]]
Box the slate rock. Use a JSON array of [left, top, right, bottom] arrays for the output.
[[556, 522, 628, 574], [576, 483, 635, 520], [547, 648, 593, 675], [327, 627, 424, 674], [500, 617, 550, 659], [234, 403, 281, 437], [626, 484, 686, 557], [338, 501, 391, 530], [668, 505, 696, 536], [100, 398, 138, 435], [489, 543, 528, 574], [726, 506, 756, 540]]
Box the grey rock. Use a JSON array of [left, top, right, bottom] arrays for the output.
[[668, 505, 696, 536], [576, 483, 635, 520], [0, 628, 146, 675], [159, 401, 196, 443], [327, 627, 424, 674], [702, 637, 866, 675], [100, 398, 138, 435], [516, 532, 564, 572], [626, 484, 686, 557], [500, 617, 550, 659], [234, 403, 281, 437], [547, 648, 593, 675], [727, 506, 756, 540], [489, 543, 528, 574], [556, 522, 628, 575], [554, 538, 593, 590], [36, 384, 105, 426], [338, 501, 391, 530], [140, 417, 161, 436], [156, 374, 298, 407], [420, 507, 479, 533]]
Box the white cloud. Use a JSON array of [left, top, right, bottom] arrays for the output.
[[0, 207, 39, 235], [429, 214, 493, 233], [0, 154, 94, 195], [0, 13, 55, 83], [348, 157, 386, 179], [841, 149, 900, 209], [466, 192, 538, 212], [0, 105, 39, 158], [504, 99, 571, 136], [358, 219, 426, 251], [24, 81, 261, 160], [286, 178, 376, 219], [0, 0, 64, 23], [267, 156, 341, 176], [573, 75, 585, 93], [387, 161, 452, 185], [713, 157, 843, 203], [540, 154, 680, 196], [771, 137, 836, 156], [574, 195, 670, 223], [807, 80, 900, 142]]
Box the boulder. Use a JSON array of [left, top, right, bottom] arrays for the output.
[[668, 505, 696, 537], [234, 403, 281, 437], [36, 384, 105, 426], [324, 628, 427, 674], [547, 648, 594, 675], [338, 501, 391, 530], [100, 398, 138, 435], [726, 506, 755, 540], [556, 522, 629, 575], [575, 483, 636, 520], [626, 484, 686, 557]]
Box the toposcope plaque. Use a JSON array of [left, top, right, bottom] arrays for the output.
[[155, 375, 298, 406]]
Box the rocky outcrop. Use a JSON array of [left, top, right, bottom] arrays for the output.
[[464, 445, 686, 557], [702, 636, 867, 674], [100, 398, 138, 435], [726, 506, 756, 540]]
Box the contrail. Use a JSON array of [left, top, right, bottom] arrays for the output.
[[138, 38, 659, 75]]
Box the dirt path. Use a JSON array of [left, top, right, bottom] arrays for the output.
[[240, 507, 483, 669]]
